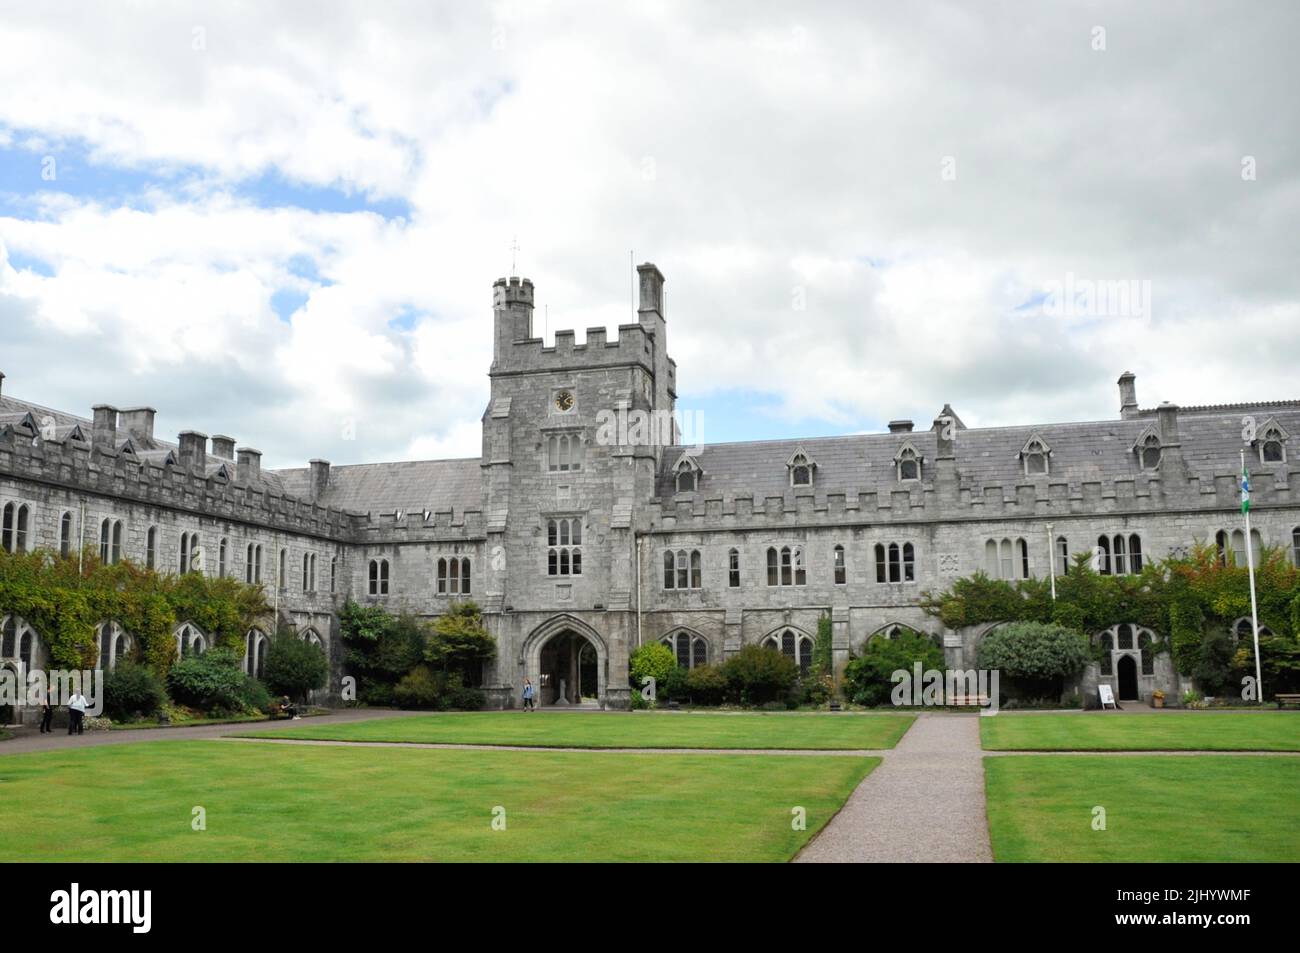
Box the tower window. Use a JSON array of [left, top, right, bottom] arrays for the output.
[[547, 518, 583, 576]]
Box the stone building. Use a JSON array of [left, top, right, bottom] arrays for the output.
[[3, 262, 1298, 713]]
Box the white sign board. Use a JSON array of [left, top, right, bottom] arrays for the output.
[[1098, 684, 1117, 709]]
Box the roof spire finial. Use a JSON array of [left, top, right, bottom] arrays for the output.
[[510, 236, 520, 277]]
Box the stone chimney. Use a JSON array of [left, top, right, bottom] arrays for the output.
[[237, 447, 263, 483], [0, 371, 6, 401], [92, 405, 119, 450], [1156, 402, 1185, 476], [888, 420, 914, 434], [119, 407, 156, 442], [1118, 371, 1138, 419], [178, 431, 208, 470], [309, 459, 331, 499], [210, 435, 236, 460]]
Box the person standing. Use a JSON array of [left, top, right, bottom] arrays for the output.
[[68, 689, 88, 735], [522, 678, 535, 712], [39, 691, 54, 733]]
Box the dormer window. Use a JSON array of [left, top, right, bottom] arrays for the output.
[[673, 454, 703, 494], [894, 442, 923, 482], [1255, 418, 1289, 465], [1020, 434, 1051, 476], [1132, 428, 1162, 471], [786, 447, 817, 488]]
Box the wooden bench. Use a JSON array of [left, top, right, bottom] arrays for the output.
[[1276, 693, 1300, 709], [947, 694, 990, 707]]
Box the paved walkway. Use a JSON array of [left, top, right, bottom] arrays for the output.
[[796, 713, 993, 863], [0, 708, 426, 756]]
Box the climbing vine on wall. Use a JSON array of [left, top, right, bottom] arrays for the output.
[[0, 546, 270, 675], [920, 544, 1300, 677]]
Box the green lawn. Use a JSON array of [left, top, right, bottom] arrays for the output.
[[981, 711, 1300, 751], [0, 741, 873, 862], [241, 710, 915, 750], [986, 755, 1300, 862]]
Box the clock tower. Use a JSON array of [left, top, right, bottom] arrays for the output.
[[479, 264, 676, 709]]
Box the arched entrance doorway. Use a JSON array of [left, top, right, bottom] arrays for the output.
[[522, 616, 607, 709], [539, 630, 599, 706], [1117, 654, 1139, 701]]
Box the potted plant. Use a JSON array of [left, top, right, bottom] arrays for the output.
[[1151, 689, 1166, 709]]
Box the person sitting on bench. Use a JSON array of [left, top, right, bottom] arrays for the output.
[[280, 695, 299, 719]]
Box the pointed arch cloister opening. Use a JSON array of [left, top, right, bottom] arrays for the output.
[[519, 615, 608, 709]]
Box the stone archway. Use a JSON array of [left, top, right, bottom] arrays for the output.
[[521, 616, 607, 709]]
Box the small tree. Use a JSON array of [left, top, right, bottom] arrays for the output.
[[629, 642, 676, 701], [339, 601, 426, 705], [975, 621, 1090, 702], [842, 628, 944, 707], [426, 601, 496, 685], [263, 631, 329, 703]]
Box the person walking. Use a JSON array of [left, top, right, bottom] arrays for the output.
[[39, 691, 54, 733], [67, 689, 88, 735], [522, 678, 535, 712]]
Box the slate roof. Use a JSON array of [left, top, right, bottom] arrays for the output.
[[658, 406, 1300, 500], [274, 458, 482, 517]]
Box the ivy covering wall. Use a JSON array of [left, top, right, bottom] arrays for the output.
[[0, 547, 269, 675], [920, 545, 1300, 692]]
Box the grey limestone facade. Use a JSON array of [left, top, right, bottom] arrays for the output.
[[3, 262, 1298, 711]]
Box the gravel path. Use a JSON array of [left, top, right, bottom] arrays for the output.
[[795, 713, 992, 863]]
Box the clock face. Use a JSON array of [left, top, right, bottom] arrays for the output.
[[554, 390, 575, 412]]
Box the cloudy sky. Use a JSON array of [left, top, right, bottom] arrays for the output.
[[1, 0, 1297, 469]]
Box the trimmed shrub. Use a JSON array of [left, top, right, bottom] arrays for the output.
[[263, 633, 329, 702], [235, 676, 273, 714], [394, 666, 486, 711], [843, 628, 945, 707], [662, 665, 690, 701], [722, 644, 798, 706], [166, 647, 248, 714], [684, 664, 727, 705], [975, 621, 1089, 702], [394, 665, 441, 709], [102, 661, 166, 722], [795, 673, 834, 707]]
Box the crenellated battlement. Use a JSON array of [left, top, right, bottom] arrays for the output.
[[493, 321, 655, 376], [646, 464, 1300, 532], [0, 426, 361, 541]]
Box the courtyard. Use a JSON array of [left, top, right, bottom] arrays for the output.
[[0, 707, 1297, 863]]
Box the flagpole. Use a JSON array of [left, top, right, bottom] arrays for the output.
[[1046, 522, 1057, 600], [1240, 449, 1264, 704]]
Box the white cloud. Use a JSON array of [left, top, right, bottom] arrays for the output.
[[0, 0, 1297, 469]]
